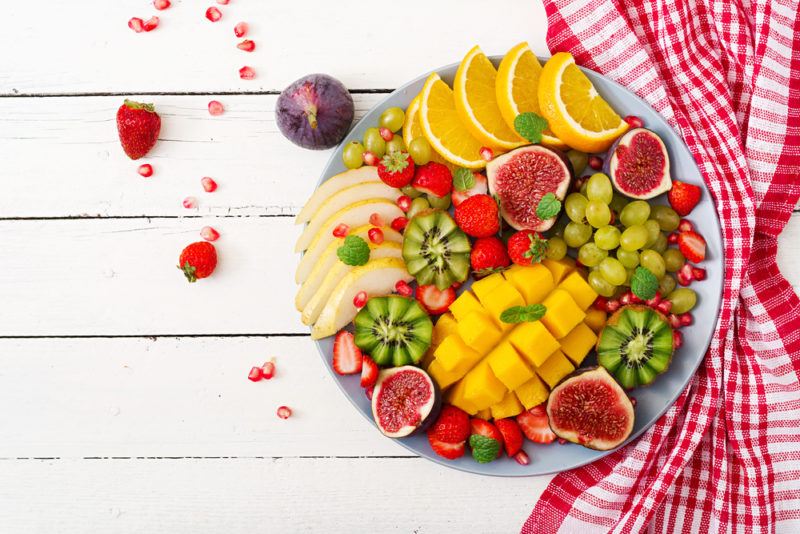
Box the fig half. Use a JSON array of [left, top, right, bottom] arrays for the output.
[[372, 366, 440, 438], [605, 128, 672, 199]]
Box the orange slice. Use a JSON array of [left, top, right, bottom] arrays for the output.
[[402, 94, 453, 171]]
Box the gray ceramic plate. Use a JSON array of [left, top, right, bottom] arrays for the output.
[[311, 57, 723, 476]]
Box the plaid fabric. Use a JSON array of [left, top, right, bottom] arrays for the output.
[[522, 0, 800, 532]]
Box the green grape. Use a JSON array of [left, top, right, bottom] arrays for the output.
[[551, 216, 568, 238], [564, 222, 593, 248], [650, 205, 680, 231], [363, 127, 386, 158], [401, 185, 423, 198], [408, 137, 432, 165], [428, 193, 451, 210], [407, 197, 430, 218], [545, 236, 567, 260], [663, 248, 686, 272], [624, 268, 635, 287], [594, 225, 621, 250], [578, 242, 608, 267], [567, 150, 588, 175], [342, 141, 365, 169], [588, 270, 617, 297], [652, 232, 668, 253], [598, 257, 627, 285], [643, 220, 661, 247], [640, 249, 666, 279], [579, 180, 589, 196], [585, 200, 612, 228], [609, 193, 629, 214], [620, 225, 648, 251], [619, 200, 651, 227], [385, 136, 406, 154], [616, 248, 640, 269], [659, 274, 677, 296], [586, 173, 613, 204], [668, 288, 697, 314], [379, 107, 406, 132], [565, 193, 588, 223]]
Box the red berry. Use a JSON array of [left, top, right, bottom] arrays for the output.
[[593, 296, 608, 311], [365, 386, 374, 400], [369, 212, 385, 227], [678, 219, 694, 233], [390, 216, 408, 232], [516, 405, 556, 444], [454, 194, 500, 238], [237, 40, 255, 52], [680, 313, 694, 326], [178, 241, 217, 282], [691, 266, 707, 281], [183, 196, 198, 209], [234, 21, 248, 37], [427, 431, 466, 460], [332, 331, 363, 375], [479, 146, 494, 161], [368, 227, 384, 244], [200, 226, 220, 242], [452, 172, 488, 206], [396, 195, 412, 212], [143, 16, 159, 31], [261, 359, 276, 379], [470, 236, 510, 276], [377, 152, 415, 188], [677, 263, 694, 286], [668, 232, 679, 244], [360, 355, 378, 388], [205, 7, 222, 22], [395, 280, 413, 297], [668, 313, 682, 329], [239, 66, 255, 80], [379, 127, 394, 141], [412, 162, 452, 197], [645, 291, 662, 308], [128, 17, 144, 33], [217, 0, 230, 4], [495, 418, 524, 456], [668, 181, 702, 216], [673, 330, 683, 349], [513, 450, 530, 465], [470, 418, 505, 455], [624, 115, 644, 128], [416, 284, 456, 315], [117, 99, 161, 160], [678, 230, 706, 263], [507, 230, 548, 266], [248, 366, 262, 381], [656, 299, 673, 315], [429, 405, 471, 444], [201, 176, 218, 192], [332, 223, 349, 238], [276, 406, 292, 419], [363, 151, 379, 166], [208, 100, 224, 116], [137, 163, 153, 177], [588, 155, 603, 170], [605, 299, 621, 313], [353, 291, 368, 308], [154, 0, 171, 9], [619, 291, 633, 306]]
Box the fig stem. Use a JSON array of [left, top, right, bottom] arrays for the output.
[[306, 105, 318, 130]]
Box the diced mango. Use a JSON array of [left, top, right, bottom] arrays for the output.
[[584, 309, 607, 333], [559, 322, 598, 366], [507, 321, 561, 367], [475, 281, 525, 331], [536, 349, 575, 388], [542, 257, 576, 284], [486, 341, 534, 391], [491, 390, 525, 419], [475, 408, 492, 420], [420, 348, 436, 369], [428, 359, 463, 389], [456, 311, 504, 355], [434, 333, 483, 374], [541, 289, 586, 339], [514, 374, 549, 410], [558, 271, 598, 310], [449, 291, 484, 321], [463, 361, 507, 410], [471, 272, 505, 302], [432, 313, 458, 346], [503, 264, 555, 305], [446, 379, 479, 415]]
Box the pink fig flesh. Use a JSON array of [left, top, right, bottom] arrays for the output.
[[606, 128, 672, 200], [371, 366, 438, 438]]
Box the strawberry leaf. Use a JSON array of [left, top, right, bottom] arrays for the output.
[[500, 304, 547, 324], [536, 192, 561, 220], [453, 168, 475, 191], [514, 112, 548, 144], [631, 267, 659, 300], [337, 235, 370, 266], [522, 233, 548, 263]]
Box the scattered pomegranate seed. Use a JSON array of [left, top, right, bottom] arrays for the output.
[[668, 313, 682, 329], [646, 291, 662, 307], [673, 330, 683, 348], [558, 438, 567, 445], [368, 227, 384, 245], [239, 66, 255, 80], [395, 196, 413, 213], [137, 163, 153, 178], [624, 115, 644, 128], [678, 219, 694, 233], [234, 21, 249, 37], [479, 146, 494, 161], [201, 177, 218, 192], [365, 386, 374, 400], [277, 406, 292, 419], [379, 127, 394, 142], [143, 16, 159, 31], [216, 0, 230, 4], [605, 299, 621, 313], [656, 299, 673, 315], [513, 450, 530, 465], [369, 212, 385, 227], [353, 291, 368, 308], [248, 366, 263, 382], [677, 263, 694, 286], [395, 280, 413, 297], [451, 281, 462, 290], [363, 151, 379, 166], [205, 7, 222, 22], [237, 40, 256, 52], [207, 100, 224, 116], [691, 266, 706, 281], [630, 396, 637, 407], [667, 232, 679, 244], [261, 359, 276, 379], [679, 313, 694, 326], [390, 216, 408, 232], [619, 292, 633, 306], [588, 155, 604, 170], [200, 226, 220, 241], [128, 17, 145, 33], [593, 296, 608, 311], [332, 223, 350, 238], [154, 0, 171, 9], [182, 196, 198, 209]]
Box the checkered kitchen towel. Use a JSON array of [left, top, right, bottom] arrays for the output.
[[523, 0, 800, 532]]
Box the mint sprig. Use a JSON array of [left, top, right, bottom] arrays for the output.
[[514, 112, 548, 144], [469, 434, 500, 464], [453, 168, 475, 192], [631, 266, 659, 300], [500, 304, 547, 324], [536, 192, 562, 220], [336, 235, 370, 266]]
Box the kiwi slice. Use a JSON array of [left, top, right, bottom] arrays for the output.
[[354, 296, 433, 367], [596, 305, 674, 389], [402, 209, 471, 290]]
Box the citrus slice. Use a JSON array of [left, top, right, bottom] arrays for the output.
[[418, 73, 486, 169], [454, 45, 526, 150], [403, 95, 453, 171], [538, 52, 629, 153], [496, 42, 567, 150]]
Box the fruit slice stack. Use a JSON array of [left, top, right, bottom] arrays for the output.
[[425, 258, 607, 420]]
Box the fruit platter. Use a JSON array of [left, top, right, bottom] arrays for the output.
[[291, 44, 723, 475]]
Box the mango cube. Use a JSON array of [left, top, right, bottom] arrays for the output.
[[542, 257, 576, 284], [558, 271, 598, 310], [434, 333, 483, 374], [536, 349, 575, 388], [507, 321, 561, 367], [559, 322, 598, 366], [584, 309, 608, 333], [445, 379, 479, 415], [432, 312, 458, 346], [456, 310, 504, 355], [491, 390, 525, 420], [541, 289, 586, 339], [471, 272, 505, 302], [474, 281, 525, 331], [475, 408, 492, 420], [486, 341, 534, 391], [503, 264, 555, 304], [514, 374, 549, 410], [463, 362, 507, 410], [449, 291, 484, 321], [427, 359, 463, 389]]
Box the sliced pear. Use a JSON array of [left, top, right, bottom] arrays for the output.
[[295, 181, 400, 252], [311, 257, 413, 340], [295, 199, 403, 284], [295, 224, 403, 311], [295, 167, 382, 225]]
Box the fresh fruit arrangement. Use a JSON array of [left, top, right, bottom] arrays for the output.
[[293, 43, 710, 468]]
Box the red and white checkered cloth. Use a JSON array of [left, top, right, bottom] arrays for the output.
[[523, 0, 800, 532]]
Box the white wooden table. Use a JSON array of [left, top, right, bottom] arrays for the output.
[[2, 1, 798, 532]]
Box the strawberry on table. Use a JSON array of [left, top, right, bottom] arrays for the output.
[[507, 230, 548, 266], [332, 331, 363, 375], [494, 418, 524, 456], [116, 99, 161, 160], [453, 194, 500, 237], [516, 404, 557, 444], [178, 241, 217, 282], [678, 230, 706, 263], [416, 284, 456, 315], [668, 181, 701, 216], [429, 405, 471, 444], [412, 162, 453, 198], [428, 431, 466, 460], [470, 236, 511, 276], [377, 151, 415, 187]]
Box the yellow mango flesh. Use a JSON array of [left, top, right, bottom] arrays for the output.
[[474, 281, 525, 331], [463, 362, 507, 410], [514, 374, 549, 410], [434, 333, 483, 374], [541, 289, 586, 339], [536, 349, 575, 388], [559, 322, 598, 366], [486, 341, 535, 390], [542, 257, 576, 284], [558, 271, 598, 310], [448, 290, 484, 321], [503, 263, 554, 304], [584, 308, 607, 333], [456, 310, 504, 355], [507, 321, 561, 367], [491, 390, 525, 419]]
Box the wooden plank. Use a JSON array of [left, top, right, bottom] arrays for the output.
[[0, 457, 551, 533], [2, 0, 548, 94]]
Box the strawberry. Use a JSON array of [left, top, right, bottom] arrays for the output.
[[452, 172, 488, 206], [429, 405, 470, 444], [454, 194, 500, 237], [416, 284, 456, 315], [470, 236, 510, 276], [677, 230, 706, 263], [377, 151, 415, 187], [516, 404, 557, 444], [427, 431, 465, 460], [360, 354, 378, 388], [668, 181, 701, 216], [470, 418, 504, 457], [412, 162, 452, 198], [494, 418, 524, 456], [178, 241, 217, 282], [116, 99, 161, 160], [507, 230, 548, 266], [332, 331, 363, 375]]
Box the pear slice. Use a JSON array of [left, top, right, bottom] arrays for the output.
[[295, 199, 403, 284], [295, 224, 403, 311], [302, 242, 402, 325], [311, 257, 413, 340], [295, 181, 400, 252], [295, 167, 382, 225]]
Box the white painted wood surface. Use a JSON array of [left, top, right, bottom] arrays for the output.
[[0, 1, 797, 533]]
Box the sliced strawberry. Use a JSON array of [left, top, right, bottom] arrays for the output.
[[452, 172, 488, 206], [516, 404, 557, 444], [360, 355, 378, 388], [470, 418, 504, 457], [416, 284, 456, 315], [495, 418, 524, 456], [412, 162, 452, 197], [332, 331, 363, 375], [668, 181, 702, 216], [427, 431, 466, 460], [678, 230, 706, 263], [429, 405, 470, 444]]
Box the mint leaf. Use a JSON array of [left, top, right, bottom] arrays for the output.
[[469, 434, 500, 464], [500, 304, 547, 324], [631, 266, 659, 300], [336, 235, 370, 266], [536, 192, 562, 220], [453, 168, 475, 191], [514, 112, 548, 144]]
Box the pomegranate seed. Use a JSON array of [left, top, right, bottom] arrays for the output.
[[143, 16, 159, 31], [237, 40, 255, 52], [679, 313, 694, 326], [667, 232, 679, 244], [137, 163, 153, 178], [369, 212, 385, 227], [205, 7, 222, 22], [678, 219, 694, 233], [207, 100, 224, 116], [182, 196, 198, 209], [673, 330, 683, 349], [513, 450, 530, 465], [677, 263, 694, 286], [276, 406, 292, 419], [395, 280, 413, 297], [668, 313, 682, 329], [646, 291, 662, 307], [390, 216, 408, 232], [656, 299, 673, 315], [619, 292, 633, 306], [353, 291, 368, 308], [451, 282, 462, 290], [261, 359, 276, 379], [234, 21, 248, 37], [201, 177, 218, 192], [558, 438, 567, 445], [396, 195, 412, 212], [200, 226, 220, 241], [363, 151, 379, 166], [248, 366, 262, 382], [216, 0, 230, 4], [479, 146, 494, 161], [629, 293, 643, 304], [588, 155, 604, 170], [153, 0, 171, 9], [128, 17, 144, 33], [605, 299, 621, 313], [572, 176, 586, 193], [630, 396, 637, 407], [691, 267, 707, 281], [332, 223, 349, 238], [239, 66, 255, 80], [365, 386, 374, 400], [593, 296, 608, 311], [624, 115, 644, 128], [368, 227, 384, 245], [379, 127, 394, 142]]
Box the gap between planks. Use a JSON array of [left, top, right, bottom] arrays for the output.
[[0, 89, 394, 98]]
